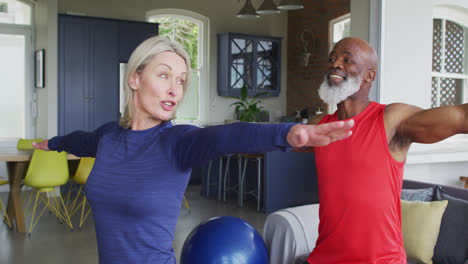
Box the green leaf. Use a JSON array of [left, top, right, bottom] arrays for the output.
[[230, 84, 267, 122], [241, 84, 248, 99]]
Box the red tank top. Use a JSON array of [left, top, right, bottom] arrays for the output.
[[307, 102, 407, 264]]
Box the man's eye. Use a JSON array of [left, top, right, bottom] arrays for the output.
[[328, 58, 335, 62]]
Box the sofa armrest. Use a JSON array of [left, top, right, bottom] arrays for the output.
[[263, 204, 320, 264]]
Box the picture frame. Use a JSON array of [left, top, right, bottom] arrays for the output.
[[35, 49, 45, 88]]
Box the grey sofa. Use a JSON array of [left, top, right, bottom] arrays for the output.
[[402, 179, 468, 201], [263, 180, 468, 264]]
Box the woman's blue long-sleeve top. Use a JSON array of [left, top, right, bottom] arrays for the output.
[[48, 121, 295, 264]]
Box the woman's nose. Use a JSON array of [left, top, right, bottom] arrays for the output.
[[167, 80, 177, 97], [168, 88, 176, 97]]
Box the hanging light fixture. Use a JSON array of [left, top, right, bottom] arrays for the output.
[[277, 0, 304, 10], [256, 0, 281, 15], [237, 0, 260, 19]]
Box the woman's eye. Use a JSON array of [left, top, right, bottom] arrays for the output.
[[160, 73, 168, 79], [177, 79, 185, 85], [328, 58, 335, 62]]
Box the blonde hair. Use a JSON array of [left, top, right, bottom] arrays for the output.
[[119, 35, 192, 128]]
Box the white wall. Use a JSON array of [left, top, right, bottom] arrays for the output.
[[381, 0, 433, 108], [405, 162, 466, 189], [350, 0, 370, 42], [35, 0, 58, 139], [36, 0, 289, 131]]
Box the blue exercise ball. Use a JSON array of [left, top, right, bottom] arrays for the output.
[[180, 216, 268, 264]]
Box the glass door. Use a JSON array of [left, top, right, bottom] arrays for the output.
[[231, 38, 253, 91], [256, 40, 278, 93]]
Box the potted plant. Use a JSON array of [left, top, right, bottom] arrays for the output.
[[230, 84, 268, 122]]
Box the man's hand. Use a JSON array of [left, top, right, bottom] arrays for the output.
[[32, 140, 50, 151], [287, 120, 354, 147]]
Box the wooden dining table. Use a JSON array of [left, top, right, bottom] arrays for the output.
[[0, 147, 78, 232]]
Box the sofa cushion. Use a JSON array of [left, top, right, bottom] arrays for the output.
[[432, 186, 468, 264], [401, 187, 435, 201], [401, 200, 448, 264]]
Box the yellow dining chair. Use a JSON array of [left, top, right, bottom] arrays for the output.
[[23, 149, 73, 235], [0, 178, 11, 228], [66, 157, 94, 230], [18, 138, 43, 216], [17, 138, 43, 150]]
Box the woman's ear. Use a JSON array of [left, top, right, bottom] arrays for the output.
[[128, 72, 140, 90]]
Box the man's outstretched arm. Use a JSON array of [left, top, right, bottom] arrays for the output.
[[395, 103, 468, 144]]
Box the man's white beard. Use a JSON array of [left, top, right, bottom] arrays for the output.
[[318, 75, 362, 105]]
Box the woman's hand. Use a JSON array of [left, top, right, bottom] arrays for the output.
[[32, 140, 50, 151], [287, 120, 354, 147]]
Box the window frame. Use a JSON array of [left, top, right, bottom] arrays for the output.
[[432, 7, 468, 107], [146, 8, 209, 125]]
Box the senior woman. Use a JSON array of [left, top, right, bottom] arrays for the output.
[[33, 36, 354, 264]]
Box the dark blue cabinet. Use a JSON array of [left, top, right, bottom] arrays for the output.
[[58, 16, 89, 135], [58, 15, 157, 135], [217, 32, 281, 97], [58, 15, 119, 135], [118, 21, 158, 62], [263, 151, 318, 213]]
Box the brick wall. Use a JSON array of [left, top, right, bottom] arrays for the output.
[[286, 0, 350, 117]]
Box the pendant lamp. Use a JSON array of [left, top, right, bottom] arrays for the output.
[[277, 0, 304, 10], [237, 0, 260, 19], [256, 0, 281, 15]]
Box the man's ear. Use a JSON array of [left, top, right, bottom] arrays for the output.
[[364, 70, 376, 83], [128, 72, 140, 90]]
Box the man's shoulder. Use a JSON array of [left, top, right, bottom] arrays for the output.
[[384, 103, 423, 121], [383, 102, 424, 145], [384, 102, 423, 110]]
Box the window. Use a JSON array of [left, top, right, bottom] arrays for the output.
[[431, 17, 468, 107], [147, 9, 209, 124], [329, 14, 350, 52], [0, 0, 31, 25]]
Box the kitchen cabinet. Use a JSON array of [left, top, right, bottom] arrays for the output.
[[217, 32, 281, 97], [58, 15, 158, 135]]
